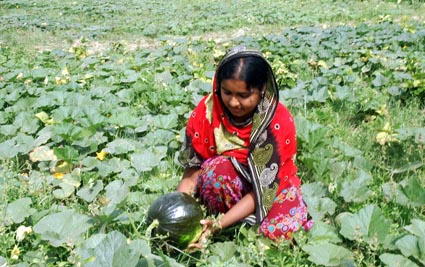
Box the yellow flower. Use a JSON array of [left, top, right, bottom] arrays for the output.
[[96, 151, 108, 161], [375, 122, 398, 145], [53, 172, 65, 179], [10, 245, 20, 260], [376, 131, 398, 145]]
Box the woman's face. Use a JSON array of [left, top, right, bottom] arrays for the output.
[[220, 79, 262, 123]]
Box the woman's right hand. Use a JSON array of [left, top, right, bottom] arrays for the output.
[[187, 218, 221, 250]]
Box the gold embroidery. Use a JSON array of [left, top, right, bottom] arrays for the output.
[[204, 94, 213, 123], [214, 123, 246, 154], [262, 182, 278, 212], [252, 113, 263, 132], [251, 143, 273, 169]]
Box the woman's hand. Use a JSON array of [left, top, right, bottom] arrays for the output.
[[187, 192, 255, 250], [177, 168, 201, 194], [187, 219, 215, 250], [188, 217, 223, 250]]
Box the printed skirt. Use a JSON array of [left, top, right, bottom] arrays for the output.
[[196, 155, 313, 240]]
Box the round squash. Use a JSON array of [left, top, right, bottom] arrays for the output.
[[146, 192, 203, 249]]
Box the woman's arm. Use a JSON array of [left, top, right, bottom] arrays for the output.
[[218, 191, 255, 228], [189, 191, 255, 249], [177, 167, 201, 194]]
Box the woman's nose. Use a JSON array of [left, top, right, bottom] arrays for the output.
[[229, 96, 240, 107]]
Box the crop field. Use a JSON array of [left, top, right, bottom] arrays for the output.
[[1, 0, 424, 266]]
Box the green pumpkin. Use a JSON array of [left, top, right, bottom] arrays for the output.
[[146, 192, 204, 249]]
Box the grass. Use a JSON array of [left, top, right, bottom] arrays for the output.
[[1, 0, 425, 52]]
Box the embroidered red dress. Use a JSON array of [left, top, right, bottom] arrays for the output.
[[178, 47, 313, 240]]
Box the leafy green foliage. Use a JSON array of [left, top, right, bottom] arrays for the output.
[[0, 0, 424, 266], [33, 209, 93, 247]]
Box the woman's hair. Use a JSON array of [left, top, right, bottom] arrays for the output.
[[217, 56, 269, 91]]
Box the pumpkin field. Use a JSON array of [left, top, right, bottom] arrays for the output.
[[1, 0, 424, 266]]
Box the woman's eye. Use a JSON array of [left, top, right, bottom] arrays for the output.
[[238, 93, 251, 98]]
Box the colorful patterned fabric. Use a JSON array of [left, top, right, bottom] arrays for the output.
[[178, 47, 312, 239], [197, 156, 252, 214]]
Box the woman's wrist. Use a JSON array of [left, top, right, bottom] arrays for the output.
[[211, 214, 224, 233]]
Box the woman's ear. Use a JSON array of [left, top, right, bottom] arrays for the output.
[[261, 84, 267, 98]]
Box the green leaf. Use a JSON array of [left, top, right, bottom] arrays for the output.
[[405, 219, 425, 239], [142, 129, 175, 146], [105, 180, 129, 206], [104, 138, 136, 155], [108, 112, 142, 128], [372, 73, 389, 87], [307, 221, 341, 244], [338, 204, 391, 244], [13, 111, 40, 134], [130, 146, 167, 173], [53, 146, 79, 163], [210, 241, 238, 262], [154, 114, 179, 129], [382, 181, 410, 206], [391, 161, 424, 175], [52, 182, 75, 199], [301, 182, 336, 221], [379, 253, 420, 267], [339, 170, 372, 203], [3, 198, 36, 226], [302, 242, 352, 266], [96, 158, 131, 177], [382, 178, 425, 207], [77, 180, 104, 203], [0, 139, 19, 159], [33, 209, 93, 247], [400, 177, 425, 207], [395, 235, 425, 265], [74, 231, 141, 267]]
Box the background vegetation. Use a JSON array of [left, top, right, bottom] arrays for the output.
[[1, 0, 424, 266]]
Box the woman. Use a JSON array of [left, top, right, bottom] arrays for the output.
[[177, 46, 312, 246]]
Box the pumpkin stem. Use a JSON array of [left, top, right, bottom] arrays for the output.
[[145, 219, 159, 240]]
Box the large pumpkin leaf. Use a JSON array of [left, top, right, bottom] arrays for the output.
[[77, 180, 104, 203], [52, 182, 75, 199], [154, 113, 179, 130], [337, 204, 391, 244], [382, 177, 425, 207], [400, 177, 425, 207], [307, 221, 341, 244], [209, 241, 238, 262], [74, 231, 141, 267], [104, 138, 136, 155], [33, 209, 93, 247], [302, 242, 353, 266], [130, 146, 167, 173], [405, 219, 425, 239], [339, 170, 372, 203], [379, 253, 420, 267], [395, 235, 425, 265], [301, 182, 337, 221], [3, 197, 36, 226], [105, 180, 129, 206]]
